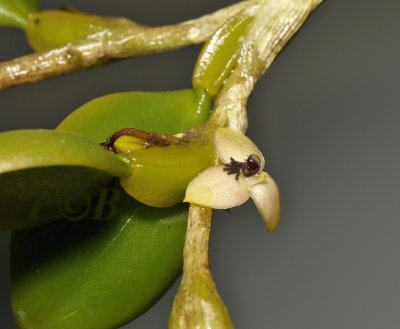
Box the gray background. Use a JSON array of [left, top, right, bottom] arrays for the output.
[[1, 0, 399, 328]]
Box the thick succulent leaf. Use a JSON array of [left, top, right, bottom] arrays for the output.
[[10, 89, 213, 328], [57, 88, 213, 208], [192, 12, 253, 99], [11, 186, 188, 329], [0, 129, 129, 175], [0, 129, 129, 230], [57, 89, 212, 143], [0, 0, 39, 28]]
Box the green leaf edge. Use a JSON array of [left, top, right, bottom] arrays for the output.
[[0, 0, 40, 29], [0, 129, 130, 179]]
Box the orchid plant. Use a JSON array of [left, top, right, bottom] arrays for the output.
[[0, 0, 323, 328]]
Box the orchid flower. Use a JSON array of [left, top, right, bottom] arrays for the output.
[[184, 127, 281, 232]]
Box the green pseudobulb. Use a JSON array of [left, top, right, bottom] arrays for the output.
[[117, 139, 215, 207], [26, 9, 135, 51], [11, 89, 212, 329]]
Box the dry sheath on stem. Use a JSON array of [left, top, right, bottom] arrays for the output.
[[211, 0, 323, 133], [171, 0, 323, 328]]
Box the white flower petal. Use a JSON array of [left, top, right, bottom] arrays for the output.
[[245, 171, 269, 187], [184, 165, 250, 209], [248, 173, 281, 232], [214, 127, 265, 169]]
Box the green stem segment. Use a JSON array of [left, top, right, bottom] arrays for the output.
[[0, 0, 252, 90], [169, 206, 234, 329], [183, 206, 212, 272]]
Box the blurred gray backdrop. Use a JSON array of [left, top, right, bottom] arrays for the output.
[[1, 0, 400, 328]]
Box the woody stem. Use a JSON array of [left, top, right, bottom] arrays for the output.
[[0, 1, 252, 90]]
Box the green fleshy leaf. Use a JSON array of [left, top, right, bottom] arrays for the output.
[[57, 89, 213, 207], [11, 186, 188, 329], [0, 129, 129, 230], [192, 12, 253, 99], [0, 0, 39, 29], [57, 88, 212, 142], [10, 88, 213, 328]]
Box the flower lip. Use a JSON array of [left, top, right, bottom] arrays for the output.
[[223, 153, 261, 180]]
